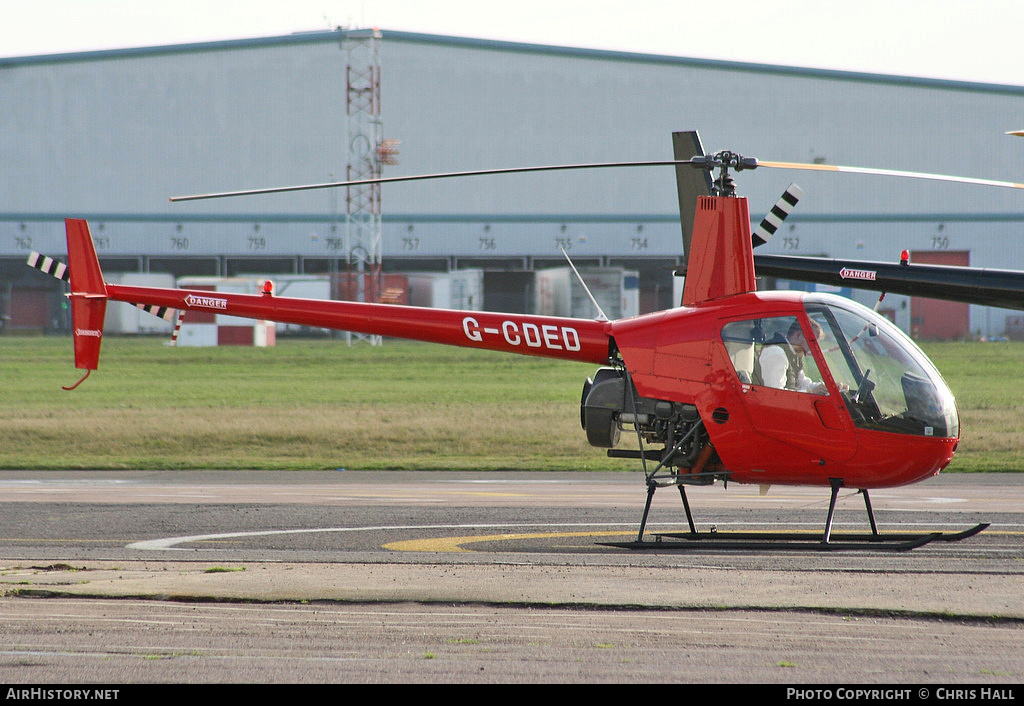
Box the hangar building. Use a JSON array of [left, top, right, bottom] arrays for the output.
[[2, 28, 1022, 338]]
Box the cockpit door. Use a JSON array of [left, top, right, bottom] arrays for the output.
[[720, 314, 858, 463]]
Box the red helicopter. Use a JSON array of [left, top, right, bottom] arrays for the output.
[[35, 130, 1014, 550]]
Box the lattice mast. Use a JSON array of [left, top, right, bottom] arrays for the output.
[[341, 29, 398, 344]]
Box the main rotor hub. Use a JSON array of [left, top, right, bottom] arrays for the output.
[[691, 150, 759, 197]]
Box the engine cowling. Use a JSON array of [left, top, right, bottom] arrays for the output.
[[580, 367, 704, 467]]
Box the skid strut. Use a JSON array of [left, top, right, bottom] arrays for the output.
[[823, 480, 881, 543], [637, 478, 695, 542]]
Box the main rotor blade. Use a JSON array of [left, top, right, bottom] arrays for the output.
[[171, 153, 1024, 202], [757, 160, 1024, 190], [169, 160, 693, 202]]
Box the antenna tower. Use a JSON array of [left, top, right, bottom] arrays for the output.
[[341, 29, 398, 344]]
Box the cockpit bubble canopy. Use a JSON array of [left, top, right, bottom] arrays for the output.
[[807, 294, 958, 438], [720, 293, 958, 439]]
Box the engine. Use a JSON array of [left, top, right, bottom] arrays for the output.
[[580, 366, 707, 469]]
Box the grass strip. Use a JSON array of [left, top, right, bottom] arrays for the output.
[[0, 336, 1019, 471]]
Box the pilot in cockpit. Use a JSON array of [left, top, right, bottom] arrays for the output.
[[758, 318, 828, 395]]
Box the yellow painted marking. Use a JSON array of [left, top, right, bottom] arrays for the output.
[[383, 530, 631, 553], [344, 491, 529, 498]]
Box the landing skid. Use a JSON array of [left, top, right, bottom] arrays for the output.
[[609, 475, 989, 552], [606, 523, 989, 552]]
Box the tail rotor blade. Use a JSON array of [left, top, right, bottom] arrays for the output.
[[753, 184, 803, 248]]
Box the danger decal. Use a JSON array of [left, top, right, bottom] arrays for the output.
[[839, 267, 877, 281], [184, 294, 228, 310]]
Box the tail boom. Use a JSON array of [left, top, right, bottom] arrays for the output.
[[107, 283, 613, 364], [60, 217, 612, 377]]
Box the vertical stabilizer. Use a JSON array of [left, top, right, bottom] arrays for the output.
[[64, 219, 108, 386]]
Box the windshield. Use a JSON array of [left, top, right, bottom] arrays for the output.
[[805, 295, 959, 438]]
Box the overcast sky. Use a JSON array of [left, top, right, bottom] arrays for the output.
[[3, 0, 1024, 87]]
